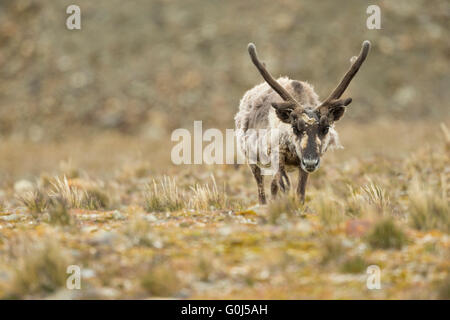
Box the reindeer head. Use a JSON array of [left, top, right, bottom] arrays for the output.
[[248, 41, 371, 173]]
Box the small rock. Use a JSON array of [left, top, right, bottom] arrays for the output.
[[218, 226, 232, 236], [153, 239, 163, 249], [295, 220, 313, 234], [0, 271, 10, 281], [112, 210, 125, 220], [144, 214, 158, 222], [89, 230, 117, 246], [81, 268, 96, 279], [81, 226, 98, 233]]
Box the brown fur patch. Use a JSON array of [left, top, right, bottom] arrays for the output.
[[316, 136, 321, 152], [301, 135, 308, 149], [316, 136, 321, 146]]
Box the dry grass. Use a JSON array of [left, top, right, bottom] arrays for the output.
[[83, 187, 110, 210], [144, 176, 185, 212], [189, 175, 227, 211], [47, 196, 73, 226], [48, 176, 87, 209], [360, 179, 390, 214], [0, 120, 448, 299], [48, 176, 109, 210], [17, 189, 49, 215], [408, 178, 449, 233], [145, 175, 231, 212], [266, 192, 303, 224], [311, 191, 345, 228], [4, 240, 70, 299]]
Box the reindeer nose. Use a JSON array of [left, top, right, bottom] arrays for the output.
[[301, 157, 320, 173]]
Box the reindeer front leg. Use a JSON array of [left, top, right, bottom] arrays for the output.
[[297, 168, 309, 203], [250, 164, 266, 204], [271, 153, 290, 199]]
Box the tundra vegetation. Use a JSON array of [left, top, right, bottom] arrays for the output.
[[0, 0, 448, 300], [0, 122, 448, 299]]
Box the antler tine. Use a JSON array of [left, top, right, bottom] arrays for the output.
[[324, 40, 371, 102], [248, 43, 298, 104]]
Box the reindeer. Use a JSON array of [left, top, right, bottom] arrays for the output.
[[235, 41, 371, 204]]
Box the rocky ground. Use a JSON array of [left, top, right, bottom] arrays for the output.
[[0, 120, 448, 299]]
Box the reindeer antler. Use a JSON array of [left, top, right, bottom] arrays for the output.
[[321, 40, 371, 105], [248, 43, 299, 105]]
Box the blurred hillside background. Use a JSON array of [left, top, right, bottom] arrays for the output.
[[0, 0, 448, 141], [0, 1, 449, 300]]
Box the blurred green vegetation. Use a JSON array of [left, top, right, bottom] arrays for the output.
[[0, 0, 448, 140]]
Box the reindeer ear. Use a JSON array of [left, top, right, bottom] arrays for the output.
[[271, 102, 295, 123], [321, 98, 352, 122], [330, 98, 351, 121], [329, 107, 345, 122]]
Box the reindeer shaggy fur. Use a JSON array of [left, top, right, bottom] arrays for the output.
[[235, 41, 370, 204]]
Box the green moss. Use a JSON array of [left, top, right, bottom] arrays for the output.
[[340, 256, 369, 274], [366, 219, 408, 249]]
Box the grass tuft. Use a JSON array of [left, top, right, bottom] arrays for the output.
[[17, 189, 49, 215], [360, 179, 390, 214], [266, 193, 302, 224], [47, 196, 73, 226], [83, 186, 110, 210], [408, 178, 449, 233], [5, 240, 69, 298], [144, 176, 185, 212], [340, 256, 369, 274], [189, 174, 227, 211], [366, 219, 408, 249], [48, 176, 109, 210], [312, 192, 344, 228], [48, 176, 86, 208]]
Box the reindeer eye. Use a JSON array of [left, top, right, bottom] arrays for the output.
[[293, 125, 305, 135], [320, 125, 330, 135], [293, 121, 305, 135]]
